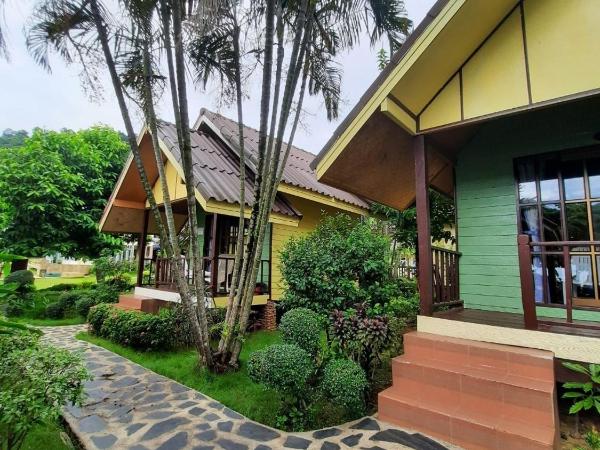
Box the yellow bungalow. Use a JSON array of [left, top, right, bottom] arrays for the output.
[[100, 109, 368, 325], [312, 0, 600, 448]]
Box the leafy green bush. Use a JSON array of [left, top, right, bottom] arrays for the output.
[[384, 295, 419, 324], [562, 362, 600, 415], [279, 308, 322, 355], [248, 344, 312, 395], [4, 270, 34, 293], [44, 302, 63, 320], [0, 330, 89, 450], [89, 304, 174, 350], [280, 214, 394, 315], [321, 359, 367, 413], [93, 257, 133, 283], [75, 295, 98, 317], [88, 303, 113, 334], [40, 282, 96, 292]]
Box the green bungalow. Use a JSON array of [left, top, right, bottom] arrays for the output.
[[312, 0, 600, 448]]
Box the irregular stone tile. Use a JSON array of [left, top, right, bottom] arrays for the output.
[[170, 383, 189, 393], [196, 423, 211, 431], [410, 433, 448, 450], [129, 445, 150, 450], [237, 423, 280, 442], [216, 438, 248, 450], [217, 421, 234, 432], [208, 401, 224, 410], [320, 443, 340, 450], [144, 410, 174, 420], [141, 417, 191, 441], [112, 376, 140, 387], [90, 434, 117, 449], [195, 429, 217, 441], [179, 400, 198, 409], [203, 412, 220, 421], [351, 418, 380, 431], [194, 393, 207, 401], [312, 428, 341, 439], [255, 445, 272, 450], [64, 403, 86, 419], [127, 422, 146, 436], [369, 429, 418, 447], [192, 446, 214, 450], [78, 415, 106, 433], [283, 435, 311, 449], [340, 433, 363, 447], [157, 431, 188, 450], [222, 408, 243, 420], [189, 407, 207, 418]]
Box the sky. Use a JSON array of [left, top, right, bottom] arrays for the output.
[[0, 0, 435, 154]]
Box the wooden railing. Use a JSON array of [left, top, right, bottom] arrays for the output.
[[143, 256, 270, 297], [431, 246, 461, 307], [518, 234, 600, 331]]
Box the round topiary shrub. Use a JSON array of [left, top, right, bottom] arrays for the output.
[[279, 308, 322, 355], [4, 270, 34, 292], [87, 303, 114, 335], [75, 294, 98, 318], [248, 344, 312, 395], [321, 358, 367, 412], [45, 302, 64, 319]]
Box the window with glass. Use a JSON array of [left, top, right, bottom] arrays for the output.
[[515, 150, 600, 307]]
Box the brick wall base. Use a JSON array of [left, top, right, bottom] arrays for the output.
[[259, 301, 277, 330]]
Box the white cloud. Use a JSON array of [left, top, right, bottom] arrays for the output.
[[0, 0, 434, 154]]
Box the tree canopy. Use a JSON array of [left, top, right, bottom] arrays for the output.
[[0, 129, 28, 148], [0, 126, 128, 258]]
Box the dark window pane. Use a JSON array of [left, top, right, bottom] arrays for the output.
[[565, 202, 590, 242], [517, 160, 537, 203], [592, 202, 600, 241], [563, 160, 585, 200], [539, 158, 560, 202], [541, 203, 562, 241], [589, 158, 600, 198], [546, 254, 565, 304], [532, 255, 544, 303], [571, 255, 595, 299], [520, 206, 540, 242]]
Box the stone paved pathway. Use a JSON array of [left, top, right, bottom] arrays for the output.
[[41, 325, 458, 450]]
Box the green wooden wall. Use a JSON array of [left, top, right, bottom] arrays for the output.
[[455, 97, 600, 321]]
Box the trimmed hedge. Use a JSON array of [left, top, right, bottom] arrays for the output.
[[88, 304, 212, 351], [279, 308, 322, 355], [247, 344, 313, 395], [321, 358, 367, 412]]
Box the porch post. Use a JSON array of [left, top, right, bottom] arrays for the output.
[[210, 213, 218, 297], [517, 234, 538, 330], [414, 135, 433, 316], [136, 209, 149, 287]]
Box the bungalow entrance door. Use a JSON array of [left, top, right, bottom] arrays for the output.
[[516, 149, 600, 309]]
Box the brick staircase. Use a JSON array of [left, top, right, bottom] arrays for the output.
[[378, 332, 559, 450], [114, 294, 171, 314]]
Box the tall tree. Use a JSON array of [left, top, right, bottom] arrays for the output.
[[0, 127, 128, 258], [188, 0, 412, 366]]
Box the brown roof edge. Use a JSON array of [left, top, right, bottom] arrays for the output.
[[309, 0, 451, 171]]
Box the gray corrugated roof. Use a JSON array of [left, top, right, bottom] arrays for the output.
[[198, 109, 370, 209], [157, 121, 300, 218]]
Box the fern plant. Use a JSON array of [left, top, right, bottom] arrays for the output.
[[562, 362, 600, 414]]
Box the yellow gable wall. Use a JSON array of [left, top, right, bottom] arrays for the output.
[[417, 0, 600, 131], [150, 159, 187, 205], [525, 0, 600, 103], [270, 195, 361, 301]]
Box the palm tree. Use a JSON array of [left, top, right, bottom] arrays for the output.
[[186, 0, 412, 366]]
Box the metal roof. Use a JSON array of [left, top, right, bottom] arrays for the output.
[[157, 120, 300, 218], [197, 109, 370, 209]]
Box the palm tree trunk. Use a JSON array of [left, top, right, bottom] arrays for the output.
[[140, 23, 209, 367], [172, 0, 214, 369]]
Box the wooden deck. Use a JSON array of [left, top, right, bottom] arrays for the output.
[[434, 308, 600, 339]]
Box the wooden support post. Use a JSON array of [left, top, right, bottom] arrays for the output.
[[210, 213, 219, 297], [136, 209, 149, 287], [414, 135, 433, 316], [563, 244, 573, 323], [517, 234, 538, 330]]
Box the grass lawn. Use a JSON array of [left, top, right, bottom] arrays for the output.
[[34, 275, 96, 290], [76, 330, 283, 427], [12, 316, 87, 327], [22, 420, 73, 450]]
